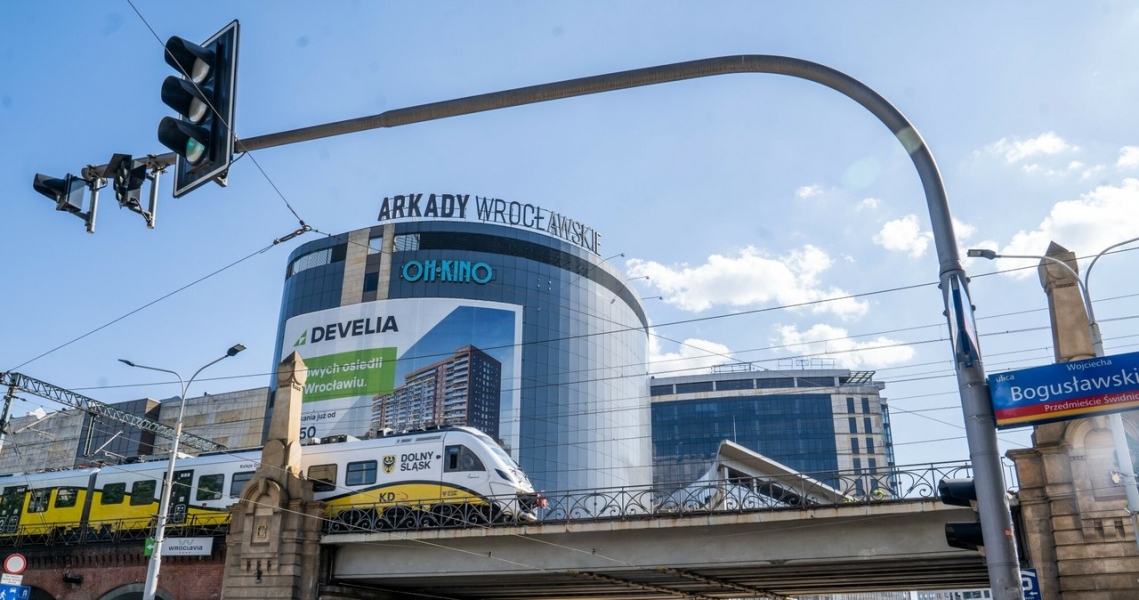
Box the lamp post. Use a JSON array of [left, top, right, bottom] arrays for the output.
[[969, 237, 1139, 552], [119, 343, 246, 600]]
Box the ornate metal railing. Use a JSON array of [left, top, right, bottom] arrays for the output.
[[320, 460, 1008, 534]]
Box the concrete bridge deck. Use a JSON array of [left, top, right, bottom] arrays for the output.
[[323, 498, 987, 599]]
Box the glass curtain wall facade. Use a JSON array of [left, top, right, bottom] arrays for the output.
[[650, 369, 893, 493], [272, 220, 652, 493]]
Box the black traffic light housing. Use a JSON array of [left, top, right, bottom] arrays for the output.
[[108, 154, 147, 209], [158, 21, 239, 198], [106, 153, 157, 228], [938, 478, 986, 552], [32, 173, 97, 233]]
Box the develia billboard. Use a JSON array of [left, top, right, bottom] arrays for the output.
[[281, 298, 522, 448]]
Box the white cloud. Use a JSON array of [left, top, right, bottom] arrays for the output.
[[985, 132, 1074, 164], [1081, 165, 1107, 180], [996, 178, 1139, 278], [647, 334, 734, 375], [795, 184, 825, 199], [1118, 146, 1139, 169], [856, 197, 881, 211], [952, 217, 976, 241], [776, 324, 916, 369], [873, 215, 932, 258], [626, 245, 868, 319]]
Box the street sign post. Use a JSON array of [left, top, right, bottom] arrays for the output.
[[989, 351, 1139, 429]]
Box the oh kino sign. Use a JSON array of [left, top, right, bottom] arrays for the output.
[[989, 351, 1139, 429], [401, 259, 492, 284]]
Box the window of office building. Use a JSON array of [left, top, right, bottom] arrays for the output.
[[675, 381, 714, 394], [866, 438, 875, 455], [863, 417, 873, 433], [394, 234, 420, 251], [846, 397, 855, 413], [848, 417, 857, 433], [651, 393, 838, 489], [861, 397, 871, 413], [716, 379, 754, 391], [368, 235, 383, 254], [851, 438, 860, 454], [288, 248, 332, 277], [756, 377, 796, 389]]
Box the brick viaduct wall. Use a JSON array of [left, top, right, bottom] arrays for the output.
[[11, 542, 225, 600]]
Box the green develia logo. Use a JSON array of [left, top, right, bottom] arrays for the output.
[[294, 330, 308, 347]]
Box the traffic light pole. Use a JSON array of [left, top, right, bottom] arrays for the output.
[[61, 56, 1026, 597]]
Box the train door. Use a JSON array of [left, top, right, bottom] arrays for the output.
[[0, 485, 27, 533], [168, 469, 193, 525]]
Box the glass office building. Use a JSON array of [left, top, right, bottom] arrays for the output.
[[650, 368, 895, 493], [271, 213, 652, 493]]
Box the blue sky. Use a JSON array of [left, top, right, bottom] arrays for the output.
[[3, 2, 1139, 470]]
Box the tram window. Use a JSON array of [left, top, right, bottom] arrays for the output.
[[230, 472, 255, 498], [346, 461, 377, 486], [444, 445, 485, 473], [28, 489, 50, 513], [197, 474, 224, 501], [129, 480, 156, 505], [102, 483, 126, 505], [55, 487, 78, 508], [308, 464, 337, 492]]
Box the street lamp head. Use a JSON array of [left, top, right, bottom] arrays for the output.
[[966, 248, 998, 260], [226, 344, 246, 357], [118, 358, 137, 367]]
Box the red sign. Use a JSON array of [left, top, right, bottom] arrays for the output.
[[3, 553, 26, 575]]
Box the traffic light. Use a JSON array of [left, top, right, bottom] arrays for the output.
[[158, 21, 239, 198], [32, 173, 96, 233], [107, 153, 157, 228], [109, 154, 147, 209], [938, 478, 985, 551]]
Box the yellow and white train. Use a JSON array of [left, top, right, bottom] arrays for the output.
[[0, 426, 542, 540]]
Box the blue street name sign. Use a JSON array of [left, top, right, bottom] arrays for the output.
[[1021, 568, 1041, 600], [0, 584, 29, 600], [988, 350, 1139, 429]]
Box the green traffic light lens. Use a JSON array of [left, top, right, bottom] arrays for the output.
[[185, 138, 207, 164]]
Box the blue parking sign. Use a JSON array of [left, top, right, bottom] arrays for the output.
[[0, 584, 29, 600]]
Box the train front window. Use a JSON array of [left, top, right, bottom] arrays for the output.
[[197, 474, 224, 501], [445, 445, 485, 472], [130, 480, 156, 505]]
